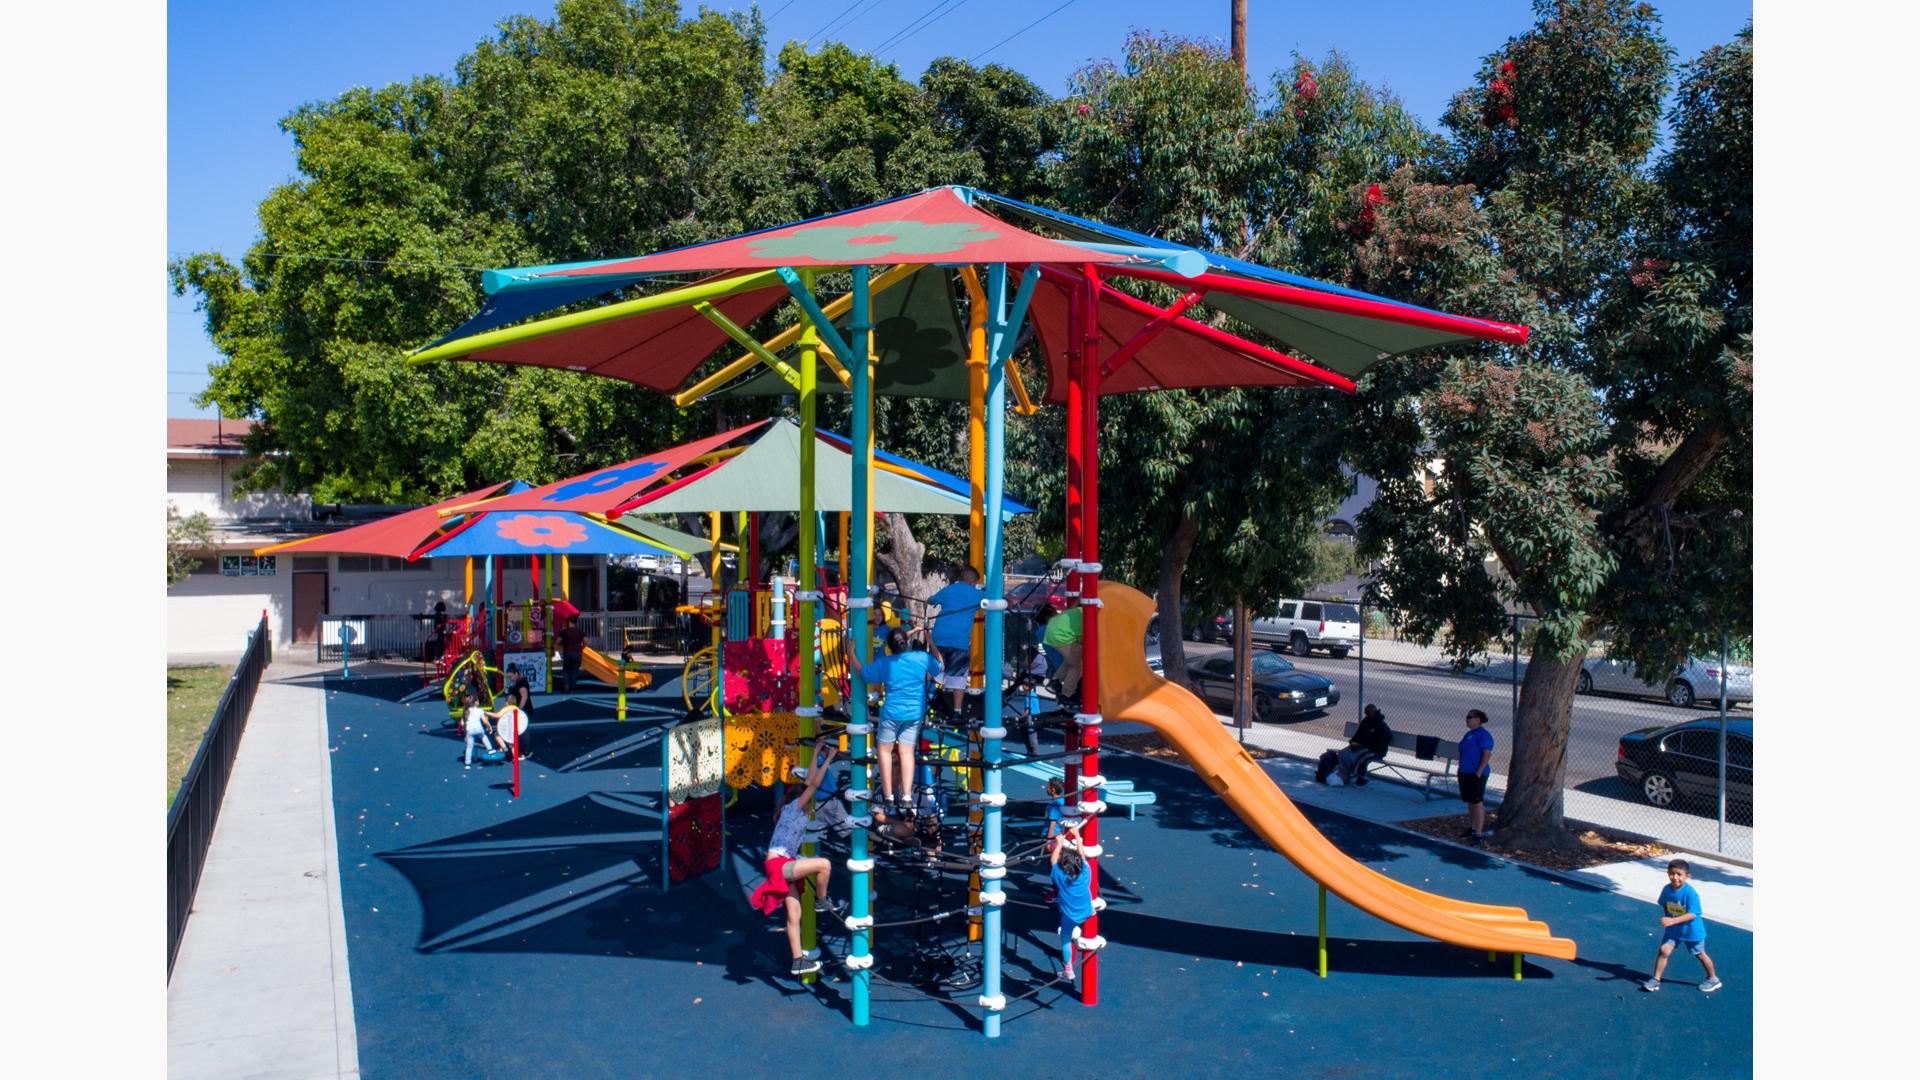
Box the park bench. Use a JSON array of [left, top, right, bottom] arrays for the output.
[[1342, 722, 1462, 801], [1003, 758, 1158, 819]]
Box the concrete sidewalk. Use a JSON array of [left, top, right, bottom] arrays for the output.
[[1209, 719, 1754, 929], [168, 661, 358, 1080]]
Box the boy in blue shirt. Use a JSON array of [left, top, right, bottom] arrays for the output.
[[1050, 817, 1094, 979], [1457, 708, 1496, 844], [848, 627, 942, 818], [927, 567, 984, 716], [1642, 859, 1722, 992]]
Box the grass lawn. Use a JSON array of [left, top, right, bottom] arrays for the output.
[[168, 665, 231, 810]]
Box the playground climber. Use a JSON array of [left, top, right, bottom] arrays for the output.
[[1050, 817, 1094, 978], [750, 742, 844, 977], [846, 627, 942, 819], [1044, 777, 1071, 840], [1035, 602, 1084, 706], [927, 566, 985, 716]]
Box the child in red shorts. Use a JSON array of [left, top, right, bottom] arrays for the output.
[[749, 742, 841, 976]]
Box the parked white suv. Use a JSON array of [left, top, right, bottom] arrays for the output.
[[1245, 599, 1361, 658]]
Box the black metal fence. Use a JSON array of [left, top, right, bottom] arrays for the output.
[[318, 608, 703, 664], [167, 614, 273, 978]]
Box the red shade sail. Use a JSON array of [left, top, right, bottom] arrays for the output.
[[459, 421, 771, 515], [255, 482, 517, 557], [544, 188, 1126, 278]]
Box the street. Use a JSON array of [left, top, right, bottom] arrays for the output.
[[1169, 640, 1752, 813]]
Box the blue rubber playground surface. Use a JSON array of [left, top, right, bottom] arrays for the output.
[[323, 672, 1751, 1078]]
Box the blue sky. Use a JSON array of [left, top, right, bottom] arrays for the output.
[[167, 0, 1752, 418]]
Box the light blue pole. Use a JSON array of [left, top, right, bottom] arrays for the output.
[[978, 263, 1016, 1036], [847, 265, 876, 1025]]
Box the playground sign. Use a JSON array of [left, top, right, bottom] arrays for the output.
[[501, 651, 547, 692]]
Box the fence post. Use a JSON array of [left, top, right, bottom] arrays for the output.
[[1356, 600, 1365, 726], [1718, 632, 1728, 854]]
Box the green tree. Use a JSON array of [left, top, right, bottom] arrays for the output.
[[167, 504, 216, 587], [1345, 2, 1751, 848]]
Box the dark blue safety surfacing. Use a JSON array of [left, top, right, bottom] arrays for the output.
[[325, 673, 1752, 1078]]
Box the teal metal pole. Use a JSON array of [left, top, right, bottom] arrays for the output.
[[846, 265, 875, 1025], [980, 262, 1012, 1037]]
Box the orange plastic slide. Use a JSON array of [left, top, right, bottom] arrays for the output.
[[578, 646, 653, 691], [1096, 584, 1576, 961]]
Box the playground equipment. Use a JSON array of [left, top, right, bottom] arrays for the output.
[[1095, 584, 1575, 965], [415, 185, 1548, 1035]]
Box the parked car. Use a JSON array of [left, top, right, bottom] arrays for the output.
[[1186, 651, 1340, 721], [1242, 599, 1362, 658], [1579, 654, 1753, 709], [1181, 606, 1230, 643], [1616, 717, 1752, 815]]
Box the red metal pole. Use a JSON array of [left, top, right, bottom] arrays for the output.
[[1062, 270, 1085, 948], [1077, 266, 1103, 1005]]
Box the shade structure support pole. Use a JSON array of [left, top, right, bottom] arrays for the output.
[[844, 264, 877, 1025], [978, 262, 1016, 1038], [794, 269, 821, 978], [1076, 265, 1104, 1006], [1061, 272, 1085, 942]]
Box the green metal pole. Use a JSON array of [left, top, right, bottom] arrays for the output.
[[1514, 953, 1523, 981], [1318, 885, 1328, 978], [796, 268, 820, 979]]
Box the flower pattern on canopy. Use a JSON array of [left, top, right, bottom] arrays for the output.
[[747, 220, 1000, 262], [495, 514, 590, 549], [543, 460, 666, 503]]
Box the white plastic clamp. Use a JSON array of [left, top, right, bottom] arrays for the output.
[[843, 597, 874, 609], [1078, 844, 1104, 858], [979, 726, 1008, 740], [1091, 896, 1109, 912], [979, 994, 1007, 1011], [845, 953, 874, 970], [846, 858, 875, 872], [978, 791, 1007, 807], [1079, 799, 1108, 816], [980, 598, 1009, 610], [795, 590, 823, 601], [1079, 597, 1104, 608], [845, 723, 872, 736], [1075, 712, 1104, 725], [1079, 774, 1108, 790], [852, 816, 875, 829], [843, 914, 875, 930], [847, 789, 872, 803], [979, 889, 1007, 906], [1077, 934, 1109, 952], [980, 866, 1006, 880], [978, 851, 1006, 867], [1062, 589, 1081, 598], [1061, 805, 1084, 818], [1077, 561, 1103, 573], [1055, 558, 1082, 572], [966, 686, 985, 696], [795, 706, 822, 718]]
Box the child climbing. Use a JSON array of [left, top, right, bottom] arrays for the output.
[[461, 691, 497, 768], [750, 742, 845, 977], [1050, 817, 1094, 979]]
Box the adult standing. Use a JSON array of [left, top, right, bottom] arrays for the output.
[[556, 615, 586, 692], [1457, 708, 1495, 844], [926, 566, 984, 716]]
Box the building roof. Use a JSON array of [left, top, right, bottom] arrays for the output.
[[167, 418, 261, 458]]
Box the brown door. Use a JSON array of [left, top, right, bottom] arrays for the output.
[[293, 571, 328, 643]]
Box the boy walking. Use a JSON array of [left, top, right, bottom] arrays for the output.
[[1642, 859, 1723, 993]]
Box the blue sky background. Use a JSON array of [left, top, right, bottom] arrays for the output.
[[167, 0, 1753, 418]]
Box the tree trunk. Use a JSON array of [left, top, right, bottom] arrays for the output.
[[1234, 596, 1251, 735], [1494, 648, 1587, 851], [875, 513, 945, 610], [1153, 511, 1200, 686]]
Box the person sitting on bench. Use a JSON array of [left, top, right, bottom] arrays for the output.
[[1334, 704, 1392, 786]]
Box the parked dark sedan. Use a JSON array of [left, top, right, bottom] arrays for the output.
[[1187, 651, 1339, 720], [1616, 717, 1751, 817]]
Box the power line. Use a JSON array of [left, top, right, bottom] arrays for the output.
[[969, 0, 1081, 63], [872, 0, 972, 59], [766, 0, 800, 19], [806, 0, 869, 43]]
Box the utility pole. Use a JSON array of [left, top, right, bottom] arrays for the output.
[[1231, 0, 1247, 75]]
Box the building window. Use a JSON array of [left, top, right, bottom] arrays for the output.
[[336, 556, 374, 573], [293, 556, 329, 572]]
